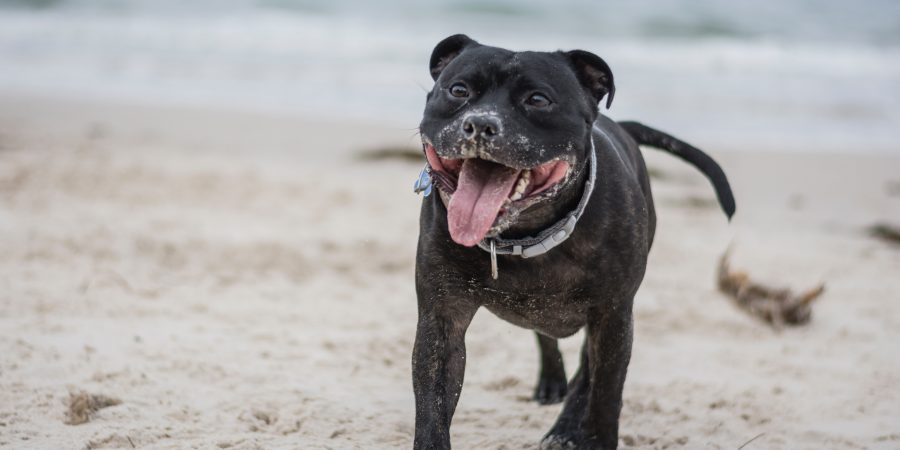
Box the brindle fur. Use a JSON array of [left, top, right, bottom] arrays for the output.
[[413, 34, 734, 450]]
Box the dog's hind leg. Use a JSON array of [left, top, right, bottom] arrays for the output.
[[541, 343, 589, 449], [581, 305, 633, 449], [533, 333, 567, 405], [541, 304, 633, 450]]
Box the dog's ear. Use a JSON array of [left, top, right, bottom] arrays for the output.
[[564, 50, 615, 109], [429, 34, 478, 81]]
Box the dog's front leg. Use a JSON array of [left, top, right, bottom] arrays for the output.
[[412, 297, 477, 450], [582, 305, 634, 449]]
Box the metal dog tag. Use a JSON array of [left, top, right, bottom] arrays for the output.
[[490, 240, 498, 280]]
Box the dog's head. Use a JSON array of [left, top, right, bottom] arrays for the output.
[[419, 34, 615, 247]]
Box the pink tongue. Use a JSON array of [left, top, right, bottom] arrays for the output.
[[447, 159, 520, 247]]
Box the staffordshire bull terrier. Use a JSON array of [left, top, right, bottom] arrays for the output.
[[413, 34, 735, 450]]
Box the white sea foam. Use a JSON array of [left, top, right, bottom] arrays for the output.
[[1, 0, 898, 153]]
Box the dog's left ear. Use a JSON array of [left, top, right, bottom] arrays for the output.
[[564, 50, 615, 109], [429, 34, 479, 81]]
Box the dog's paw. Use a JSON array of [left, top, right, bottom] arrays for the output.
[[541, 432, 615, 450], [540, 433, 579, 450], [533, 375, 567, 405]]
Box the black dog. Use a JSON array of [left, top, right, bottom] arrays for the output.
[[413, 34, 735, 450]]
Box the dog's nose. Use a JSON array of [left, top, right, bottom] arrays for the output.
[[462, 115, 502, 140]]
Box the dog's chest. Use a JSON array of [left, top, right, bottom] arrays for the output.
[[470, 280, 590, 338]]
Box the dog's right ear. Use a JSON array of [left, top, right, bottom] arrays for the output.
[[429, 34, 478, 81]]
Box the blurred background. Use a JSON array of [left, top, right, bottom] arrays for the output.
[[1, 1, 899, 449], [1, 0, 899, 153]]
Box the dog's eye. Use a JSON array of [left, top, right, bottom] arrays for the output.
[[449, 83, 469, 98], [525, 93, 551, 107]]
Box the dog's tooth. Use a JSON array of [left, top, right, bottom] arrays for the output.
[[506, 171, 531, 202], [509, 173, 530, 202], [514, 171, 530, 193]]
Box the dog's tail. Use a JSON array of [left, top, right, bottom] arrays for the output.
[[618, 121, 736, 219]]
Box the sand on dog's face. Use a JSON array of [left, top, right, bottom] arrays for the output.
[[0, 94, 898, 449]]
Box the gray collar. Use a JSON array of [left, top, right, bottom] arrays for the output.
[[414, 134, 599, 279]]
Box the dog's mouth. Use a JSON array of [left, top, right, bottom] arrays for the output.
[[424, 143, 570, 247]]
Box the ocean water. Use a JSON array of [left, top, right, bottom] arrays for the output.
[[1, 0, 899, 153]]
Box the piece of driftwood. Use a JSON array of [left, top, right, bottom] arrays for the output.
[[717, 251, 825, 329]]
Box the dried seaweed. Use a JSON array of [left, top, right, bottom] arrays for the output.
[[717, 251, 825, 329], [355, 146, 423, 163], [65, 391, 122, 425], [868, 223, 900, 246]]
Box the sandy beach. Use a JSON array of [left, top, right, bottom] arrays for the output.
[[0, 92, 898, 449]]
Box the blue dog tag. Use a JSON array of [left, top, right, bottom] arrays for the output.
[[413, 165, 433, 197]]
